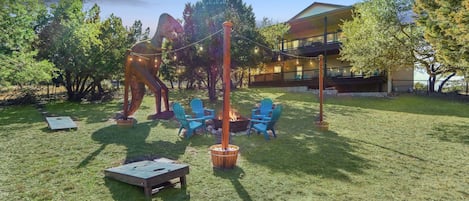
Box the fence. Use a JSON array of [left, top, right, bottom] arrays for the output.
[[394, 79, 469, 94]]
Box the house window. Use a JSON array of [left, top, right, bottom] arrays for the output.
[[296, 66, 303, 80], [274, 66, 282, 73], [292, 40, 299, 49]]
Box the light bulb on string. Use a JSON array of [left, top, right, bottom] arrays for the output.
[[277, 54, 281, 61], [296, 58, 299, 65]]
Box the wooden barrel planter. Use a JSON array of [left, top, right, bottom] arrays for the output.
[[116, 118, 136, 128], [209, 144, 239, 169], [315, 121, 329, 131]]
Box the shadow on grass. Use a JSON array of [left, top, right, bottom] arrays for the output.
[[243, 130, 369, 182], [104, 177, 191, 201], [240, 100, 369, 181], [45, 101, 121, 124], [78, 121, 189, 167], [430, 123, 469, 144], [0, 105, 44, 127], [213, 167, 252, 201], [78, 121, 191, 200]]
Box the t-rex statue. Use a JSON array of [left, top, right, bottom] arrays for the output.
[[121, 13, 183, 120]]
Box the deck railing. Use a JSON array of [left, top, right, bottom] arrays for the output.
[[281, 31, 343, 50], [251, 66, 368, 83]]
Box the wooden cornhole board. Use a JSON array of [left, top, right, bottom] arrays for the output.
[[104, 160, 189, 199], [45, 116, 77, 130]]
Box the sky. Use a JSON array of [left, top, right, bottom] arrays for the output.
[[84, 0, 361, 32]]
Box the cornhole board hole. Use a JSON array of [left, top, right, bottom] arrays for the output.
[[104, 160, 189, 198], [45, 116, 77, 130]]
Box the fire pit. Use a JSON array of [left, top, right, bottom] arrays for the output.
[[213, 107, 249, 133]]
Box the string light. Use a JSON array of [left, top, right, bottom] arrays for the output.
[[127, 28, 318, 65], [296, 59, 299, 65], [138, 58, 142, 62]]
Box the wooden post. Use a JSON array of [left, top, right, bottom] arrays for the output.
[[222, 21, 233, 150], [319, 55, 324, 122], [316, 54, 328, 131]]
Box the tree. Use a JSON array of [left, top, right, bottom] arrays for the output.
[[88, 13, 129, 99], [126, 20, 150, 45], [37, 0, 133, 101], [258, 17, 290, 51], [414, 0, 468, 92], [256, 17, 290, 74], [0, 0, 55, 87], [340, 0, 415, 93], [179, 0, 264, 101], [37, 0, 102, 101], [414, 0, 469, 70]]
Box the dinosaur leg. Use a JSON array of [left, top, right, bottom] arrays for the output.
[[127, 77, 145, 116], [122, 52, 133, 119], [156, 77, 170, 112], [132, 65, 173, 119]]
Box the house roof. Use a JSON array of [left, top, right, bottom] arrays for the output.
[[288, 2, 352, 22]]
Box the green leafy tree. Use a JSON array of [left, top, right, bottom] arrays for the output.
[[88, 13, 129, 99], [414, 0, 468, 92], [127, 20, 150, 45], [38, 0, 132, 101], [257, 17, 290, 73], [38, 0, 102, 101], [0, 0, 55, 87], [179, 0, 263, 101], [414, 0, 469, 70], [258, 17, 290, 51], [340, 0, 415, 93]]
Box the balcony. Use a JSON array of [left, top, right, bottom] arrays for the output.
[[249, 66, 386, 92], [282, 32, 343, 56]]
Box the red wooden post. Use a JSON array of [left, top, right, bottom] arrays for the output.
[[222, 21, 233, 150], [319, 55, 324, 122]]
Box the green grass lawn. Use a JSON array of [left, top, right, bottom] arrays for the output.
[[1, 88, 468, 200]]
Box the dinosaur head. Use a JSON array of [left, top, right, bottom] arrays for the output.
[[159, 13, 183, 41]]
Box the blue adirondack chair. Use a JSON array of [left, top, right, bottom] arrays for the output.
[[251, 98, 274, 120], [172, 102, 204, 138], [190, 98, 215, 129], [247, 104, 282, 140]]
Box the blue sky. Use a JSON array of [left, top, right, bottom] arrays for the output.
[[85, 0, 361, 30]]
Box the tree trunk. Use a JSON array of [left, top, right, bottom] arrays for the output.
[[387, 69, 392, 94], [428, 76, 436, 93], [437, 72, 456, 93], [208, 64, 218, 102]]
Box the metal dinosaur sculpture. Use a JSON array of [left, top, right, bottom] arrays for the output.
[[121, 13, 183, 120]]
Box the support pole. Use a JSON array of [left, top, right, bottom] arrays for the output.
[[316, 55, 328, 131], [319, 55, 324, 122], [222, 21, 233, 150]]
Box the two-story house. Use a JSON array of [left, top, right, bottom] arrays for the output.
[[249, 2, 413, 93]]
